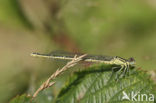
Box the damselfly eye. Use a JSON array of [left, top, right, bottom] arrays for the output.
[[128, 57, 136, 67], [128, 57, 135, 62]]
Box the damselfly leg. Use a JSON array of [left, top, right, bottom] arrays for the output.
[[113, 56, 131, 81]]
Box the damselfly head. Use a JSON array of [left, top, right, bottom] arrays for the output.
[[128, 57, 136, 67]]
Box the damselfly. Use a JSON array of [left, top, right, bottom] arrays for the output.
[[31, 51, 135, 79]]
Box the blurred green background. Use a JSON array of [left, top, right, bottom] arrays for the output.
[[0, 0, 156, 102]]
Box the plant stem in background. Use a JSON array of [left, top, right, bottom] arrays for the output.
[[31, 54, 87, 100]]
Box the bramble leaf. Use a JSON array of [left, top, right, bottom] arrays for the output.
[[56, 64, 156, 103], [10, 94, 34, 103]]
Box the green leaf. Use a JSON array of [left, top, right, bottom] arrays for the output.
[[34, 88, 54, 103], [9, 89, 54, 103], [10, 94, 34, 103], [56, 64, 156, 103]]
